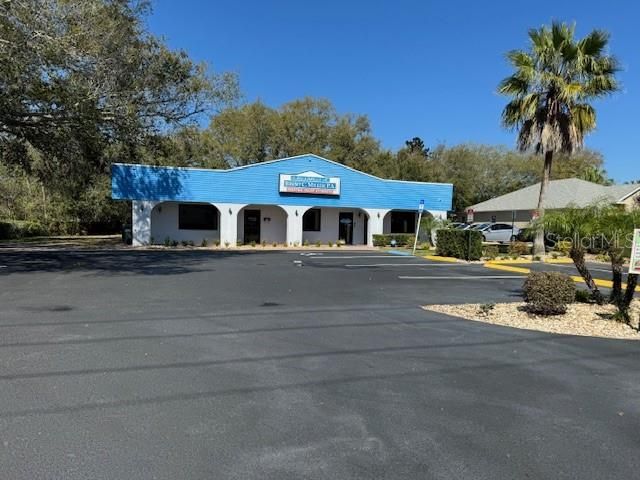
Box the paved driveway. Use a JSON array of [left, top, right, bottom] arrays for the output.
[[0, 250, 638, 479]]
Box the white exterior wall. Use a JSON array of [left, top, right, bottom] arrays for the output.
[[363, 208, 389, 246], [132, 201, 446, 248], [149, 202, 220, 245], [132, 200, 158, 246], [237, 205, 287, 244], [302, 207, 368, 245]]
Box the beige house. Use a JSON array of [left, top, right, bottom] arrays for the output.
[[466, 178, 640, 227]]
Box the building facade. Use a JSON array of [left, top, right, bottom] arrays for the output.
[[466, 178, 640, 227], [111, 154, 453, 247]]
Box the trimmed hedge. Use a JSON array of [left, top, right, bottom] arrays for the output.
[[436, 229, 483, 260], [0, 220, 48, 240], [372, 234, 416, 247], [523, 271, 575, 315]]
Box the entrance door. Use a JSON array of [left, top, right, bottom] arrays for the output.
[[338, 212, 354, 245], [363, 215, 368, 245], [243, 209, 261, 244]]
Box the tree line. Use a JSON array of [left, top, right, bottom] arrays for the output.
[[0, 1, 612, 234]]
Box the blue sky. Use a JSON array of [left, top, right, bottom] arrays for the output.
[[148, 0, 637, 182]]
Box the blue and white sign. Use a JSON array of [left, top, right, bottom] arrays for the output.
[[279, 171, 341, 196], [419, 199, 424, 212]]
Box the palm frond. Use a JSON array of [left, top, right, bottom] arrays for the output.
[[578, 30, 609, 57]]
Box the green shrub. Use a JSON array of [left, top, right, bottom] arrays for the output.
[[272, 242, 277, 247], [372, 234, 416, 247], [0, 220, 48, 239], [556, 240, 572, 254], [164, 236, 172, 247], [200, 238, 208, 247], [250, 240, 256, 247], [478, 303, 495, 316], [262, 240, 267, 247], [483, 245, 499, 260], [522, 271, 576, 315], [508, 241, 530, 257], [436, 229, 483, 260], [214, 240, 220, 247], [575, 289, 592, 304], [315, 240, 321, 247], [181, 240, 189, 247]]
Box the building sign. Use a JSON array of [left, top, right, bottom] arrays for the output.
[[279, 171, 340, 195], [629, 229, 640, 274]]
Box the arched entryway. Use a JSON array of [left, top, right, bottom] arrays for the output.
[[236, 205, 287, 245], [302, 207, 369, 245], [150, 201, 221, 245]]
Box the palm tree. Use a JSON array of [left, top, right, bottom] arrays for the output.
[[499, 22, 619, 256]]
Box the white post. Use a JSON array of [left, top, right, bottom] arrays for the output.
[[412, 200, 425, 255], [363, 209, 389, 247], [132, 200, 157, 246], [280, 205, 310, 246], [412, 211, 423, 255], [215, 203, 245, 247]]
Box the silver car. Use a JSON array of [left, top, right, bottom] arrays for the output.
[[476, 223, 519, 243]]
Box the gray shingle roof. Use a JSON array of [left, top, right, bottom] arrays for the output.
[[467, 178, 639, 212]]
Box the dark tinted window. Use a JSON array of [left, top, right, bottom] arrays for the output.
[[303, 209, 321, 231], [390, 212, 416, 233], [179, 204, 218, 230]]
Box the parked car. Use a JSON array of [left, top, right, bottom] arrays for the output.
[[475, 223, 520, 243], [449, 222, 466, 229], [463, 222, 486, 230]]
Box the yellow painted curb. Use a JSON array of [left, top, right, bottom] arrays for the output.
[[484, 263, 532, 274], [423, 255, 459, 263], [543, 257, 573, 264], [488, 259, 533, 264], [484, 261, 623, 289]]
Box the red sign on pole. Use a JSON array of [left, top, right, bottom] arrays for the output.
[[466, 209, 474, 223]]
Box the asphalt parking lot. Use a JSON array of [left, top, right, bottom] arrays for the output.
[[0, 249, 638, 479]]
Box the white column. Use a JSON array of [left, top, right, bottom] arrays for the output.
[[280, 205, 311, 246], [214, 203, 246, 247], [132, 200, 158, 246], [363, 208, 390, 246]]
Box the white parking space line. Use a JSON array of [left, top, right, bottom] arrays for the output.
[[345, 263, 465, 267], [545, 263, 615, 274], [309, 255, 417, 259], [399, 275, 525, 280]]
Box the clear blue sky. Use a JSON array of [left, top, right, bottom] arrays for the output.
[[148, 0, 637, 182]]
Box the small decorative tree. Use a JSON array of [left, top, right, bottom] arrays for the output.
[[543, 204, 605, 304]]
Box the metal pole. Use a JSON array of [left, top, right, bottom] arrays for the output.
[[412, 210, 423, 255]]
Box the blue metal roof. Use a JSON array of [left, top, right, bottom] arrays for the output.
[[111, 154, 453, 211]]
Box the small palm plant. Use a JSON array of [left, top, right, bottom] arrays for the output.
[[419, 215, 449, 247], [595, 207, 640, 319], [499, 22, 620, 256], [543, 204, 605, 304]]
